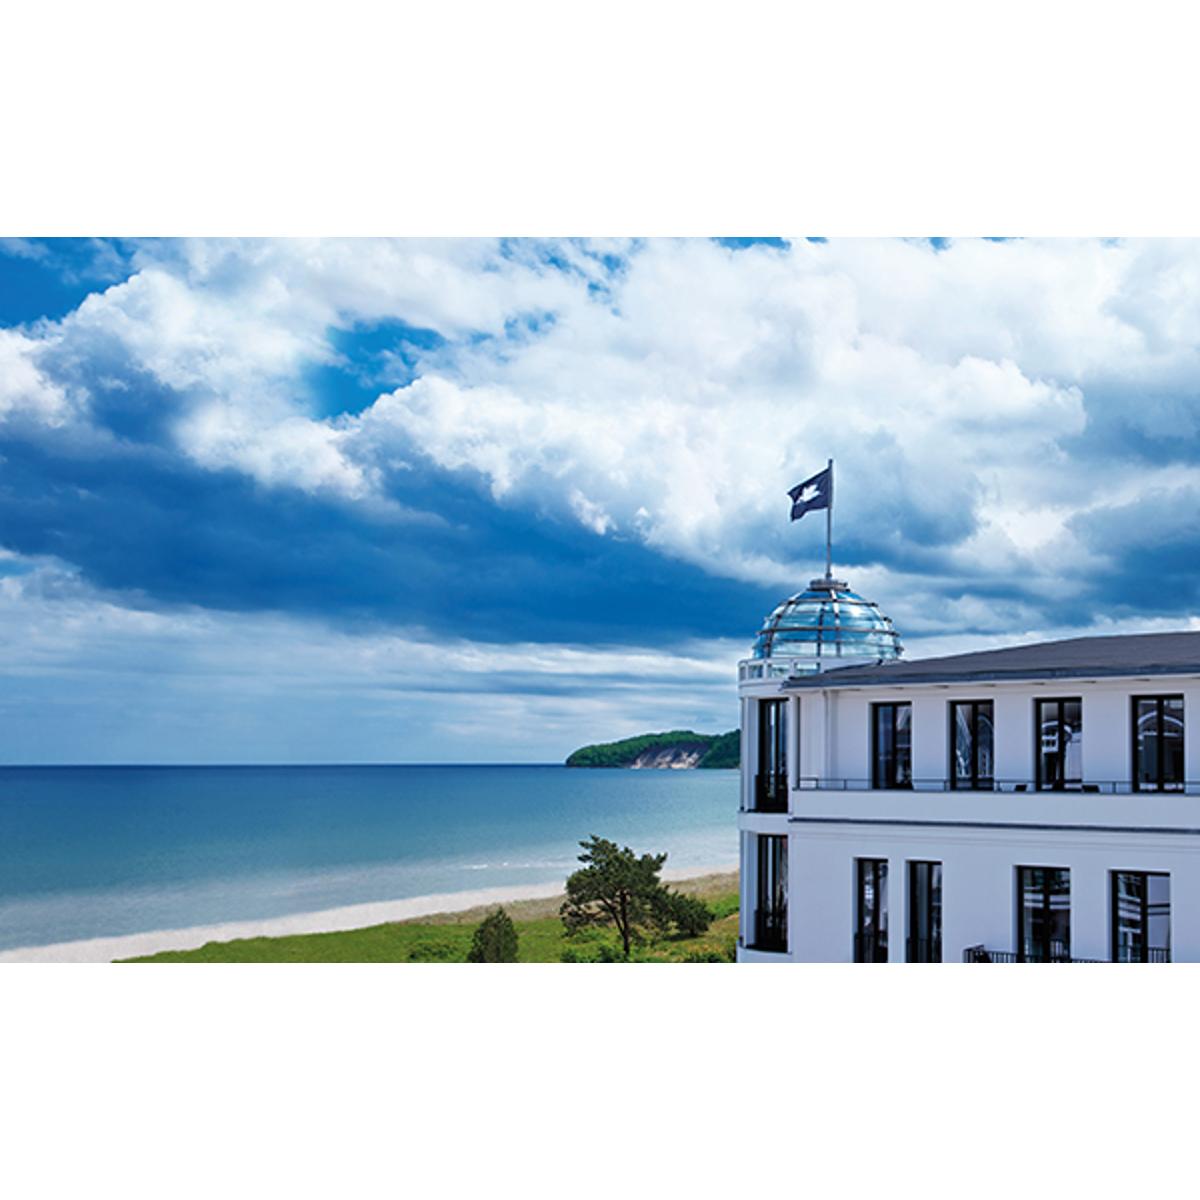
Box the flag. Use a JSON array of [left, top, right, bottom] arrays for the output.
[[788, 465, 832, 521]]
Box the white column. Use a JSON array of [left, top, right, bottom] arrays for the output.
[[1183, 686, 1200, 793], [889, 854, 906, 962], [787, 695, 801, 798], [910, 693, 944, 788], [785, 831, 797, 958], [992, 689, 1030, 786], [740, 697, 754, 811], [1084, 688, 1128, 788], [1070, 856, 1109, 962], [739, 832, 754, 947]]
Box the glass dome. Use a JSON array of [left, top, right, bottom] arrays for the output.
[[751, 576, 902, 670]]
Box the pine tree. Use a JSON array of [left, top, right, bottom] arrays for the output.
[[467, 906, 519, 962]]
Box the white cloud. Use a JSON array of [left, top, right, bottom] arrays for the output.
[[0, 329, 79, 426], [14, 236, 1200, 624], [0, 555, 740, 763], [175, 402, 377, 500]]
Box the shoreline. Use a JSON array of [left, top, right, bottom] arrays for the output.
[[0, 863, 739, 964]]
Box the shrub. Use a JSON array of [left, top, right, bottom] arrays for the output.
[[652, 889, 714, 938], [467, 907, 519, 962]]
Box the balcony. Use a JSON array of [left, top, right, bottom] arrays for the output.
[[785, 779, 1200, 837], [1113, 947, 1172, 963], [793, 776, 1198, 794], [753, 771, 788, 813], [963, 943, 1100, 963], [752, 908, 787, 952], [738, 658, 815, 682]]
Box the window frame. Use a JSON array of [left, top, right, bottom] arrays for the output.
[[1110, 870, 1171, 962], [1131, 694, 1185, 794], [949, 700, 994, 791], [871, 701, 913, 790], [854, 857, 889, 962], [753, 834, 788, 952], [1034, 696, 1083, 791], [906, 860, 943, 963], [754, 698, 788, 812], [1016, 865, 1071, 962]]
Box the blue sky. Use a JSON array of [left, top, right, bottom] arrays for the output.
[[3, 236, 1200, 763]]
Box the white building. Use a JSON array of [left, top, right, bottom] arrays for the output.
[[737, 575, 1192, 963]]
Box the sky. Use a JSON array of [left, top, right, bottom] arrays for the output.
[[3, 236, 1200, 763]]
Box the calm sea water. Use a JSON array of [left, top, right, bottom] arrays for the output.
[[0, 765, 738, 951]]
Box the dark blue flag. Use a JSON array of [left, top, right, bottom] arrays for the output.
[[788, 466, 832, 521]]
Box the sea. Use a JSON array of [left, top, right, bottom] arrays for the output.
[[0, 764, 738, 952]]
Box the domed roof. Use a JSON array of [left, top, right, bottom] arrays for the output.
[[752, 576, 902, 669]]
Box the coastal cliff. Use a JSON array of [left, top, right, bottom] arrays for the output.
[[565, 730, 739, 769]]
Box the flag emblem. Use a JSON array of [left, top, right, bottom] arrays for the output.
[[788, 465, 832, 522]]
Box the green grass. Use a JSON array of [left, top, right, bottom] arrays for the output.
[[122, 887, 741, 963]]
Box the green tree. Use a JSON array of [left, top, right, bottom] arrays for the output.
[[562, 835, 716, 958], [467, 906, 519, 962]]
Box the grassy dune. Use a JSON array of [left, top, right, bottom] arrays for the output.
[[123, 871, 739, 963]]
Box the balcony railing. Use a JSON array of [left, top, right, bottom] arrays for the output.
[[853, 932, 888, 962], [792, 776, 1200, 795], [963, 943, 1100, 963], [752, 908, 787, 952], [905, 936, 942, 963], [738, 658, 816, 682], [753, 771, 788, 813], [1113, 946, 1173, 963]]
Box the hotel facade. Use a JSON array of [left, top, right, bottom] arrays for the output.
[[736, 576, 1196, 963]]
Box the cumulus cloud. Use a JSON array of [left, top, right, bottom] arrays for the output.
[[0, 329, 79, 426], [8, 236, 1200, 662]]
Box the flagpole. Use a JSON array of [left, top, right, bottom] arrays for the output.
[[825, 457, 833, 579]]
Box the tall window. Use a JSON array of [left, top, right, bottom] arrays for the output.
[[1133, 696, 1185, 793], [907, 861, 942, 962], [1111, 872, 1171, 962], [1017, 866, 1071, 961], [755, 699, 788, 811], [950, 701, 994, 790], [872, 703, 912, 789], [754, 835, 787, 951], [1036, 698, 1082, 790], [854, 858, 888, 961]]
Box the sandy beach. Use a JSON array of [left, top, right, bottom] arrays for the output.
[[0, 864, 738, 963]]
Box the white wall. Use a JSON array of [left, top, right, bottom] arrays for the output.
[[782, 824, 1200, 962], [737, 670, 1200, 962], [760, 675, 1200, 792]]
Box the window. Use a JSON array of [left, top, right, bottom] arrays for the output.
[[1133, 696, 1185, 793], [755, 699, 788, 811], [907, 861, 942, 962], [1017, 866, 1070, 961], [950, 701, 994, 790], [1112, 872, 1171, 962], [854, 858, 888, 961], [753, 835, 787, 951], [872, 703, 912, 789], [1035, 698, 1082, 790]]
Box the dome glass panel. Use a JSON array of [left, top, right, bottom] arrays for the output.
[[751, 577, 902, 670]]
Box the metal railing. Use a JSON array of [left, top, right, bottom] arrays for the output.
[[853, 932, 888, 962], [963, 943, 1100, 963], [1113, 946, 1172, 963], [738, 658, 817, 682], [905, 936, 942, 963], [752, 771, 788, 813], [752, 909, 787, 952], [792, 776, 1199, 795]]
